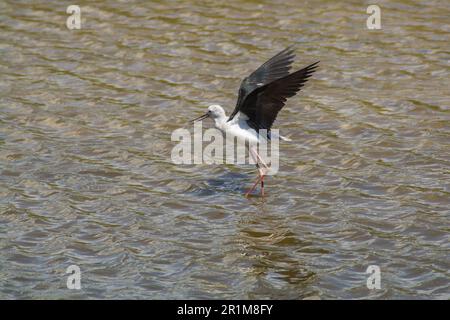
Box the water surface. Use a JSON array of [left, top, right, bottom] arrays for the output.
[[0, 0, 449, 299]]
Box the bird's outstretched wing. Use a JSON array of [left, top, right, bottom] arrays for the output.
[[237, 61, 319, 131], [227, 46, 296, 122]]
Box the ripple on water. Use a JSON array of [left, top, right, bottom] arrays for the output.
[[0, 0, 449, 299]]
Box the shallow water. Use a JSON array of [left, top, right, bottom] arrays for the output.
[[0, 0, 449, 299]]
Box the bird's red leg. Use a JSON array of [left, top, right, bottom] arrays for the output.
[[245, 147, 262, 197], [252, 148, 269, 197], [255, 152, 269, 170], [245, 174, 261, 197]]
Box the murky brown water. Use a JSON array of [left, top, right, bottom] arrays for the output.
[[0, 0, 449, 299]]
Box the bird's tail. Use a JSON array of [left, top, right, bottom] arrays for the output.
[[269, 131, 292, 142]]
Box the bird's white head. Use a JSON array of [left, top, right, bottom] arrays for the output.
[[190, 104, 226, 123], [207, 105, 226, 119]]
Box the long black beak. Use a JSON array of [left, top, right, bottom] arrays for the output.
[[190, 113, 209, 123]]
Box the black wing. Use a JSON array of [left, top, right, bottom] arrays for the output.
[[227, 46, 296, 122], [239, 61, 319, 131]]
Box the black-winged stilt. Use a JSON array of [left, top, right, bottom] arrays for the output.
[[191, 46, 319, 197]]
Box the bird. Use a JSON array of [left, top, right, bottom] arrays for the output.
[[190, 45, 319, 197]]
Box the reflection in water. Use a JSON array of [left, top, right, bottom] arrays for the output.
[[236, 208, 317, 299], [0, 0, 449, 299]]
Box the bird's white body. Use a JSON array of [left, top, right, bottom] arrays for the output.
[[207, 104, 291, 144], [207, 105, 261, 145]]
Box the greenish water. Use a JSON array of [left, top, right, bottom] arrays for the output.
[[0, 0, 449, 299]]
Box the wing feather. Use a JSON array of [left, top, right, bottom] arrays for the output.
[[228, 46, 296, 122], [242, 61, 319, 131]]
